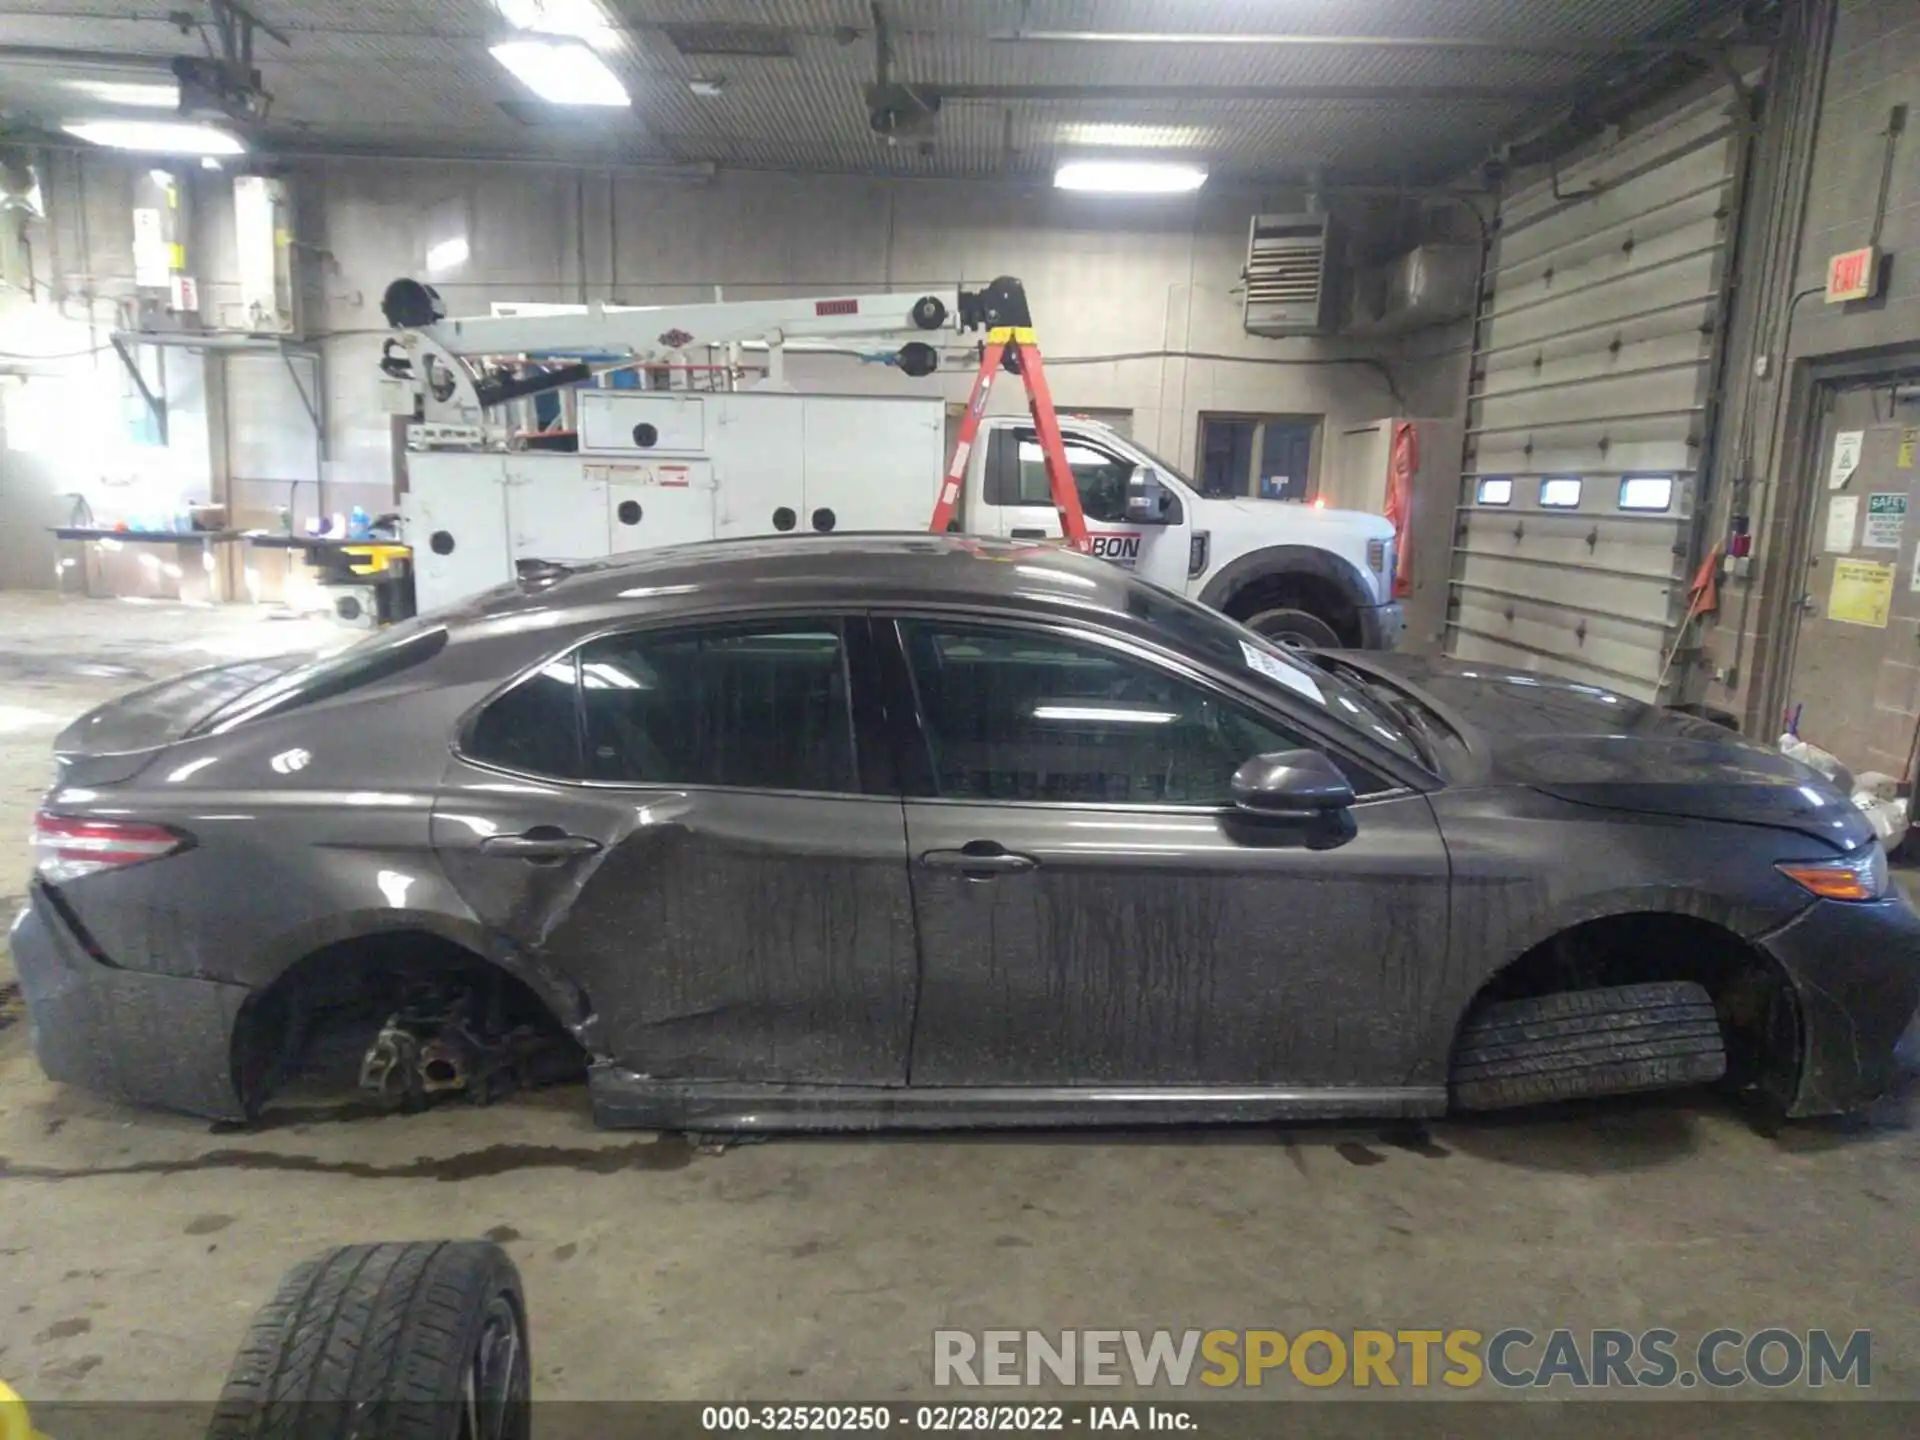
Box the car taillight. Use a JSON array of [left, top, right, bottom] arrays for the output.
[[33, 813, 187, 883]]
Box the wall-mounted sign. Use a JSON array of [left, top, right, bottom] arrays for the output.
[[1824, 494, 1860, 552], [1829, 430, 1864, 489], [1863, 493, 1908, 549], [1825, 246, 1879, 303], [1829, 558, 1895, 627]]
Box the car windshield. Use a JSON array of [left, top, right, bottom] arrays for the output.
[[1124, 579, 1426, 767]]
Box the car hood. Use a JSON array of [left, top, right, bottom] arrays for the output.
[[1193, 496, 1395, 541], [1348, 653, 1870, 849]]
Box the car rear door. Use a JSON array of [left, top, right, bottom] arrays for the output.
[[880, 614, 1450, 1089], [432, 613, 917, 1085]]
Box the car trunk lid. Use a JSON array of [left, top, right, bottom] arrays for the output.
[[53, 654, 310, 785]]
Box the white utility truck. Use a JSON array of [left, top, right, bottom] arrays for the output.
[[383, 276, 1403, 649]]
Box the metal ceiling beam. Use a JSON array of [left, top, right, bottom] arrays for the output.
[[990, 30, 1729, 57], [933, 83, 1562, 105]]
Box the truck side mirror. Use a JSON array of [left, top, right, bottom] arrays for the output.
[[1125, 466, 1171, 525]]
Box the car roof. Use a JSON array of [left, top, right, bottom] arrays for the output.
[[458, 532, 1149, 628]]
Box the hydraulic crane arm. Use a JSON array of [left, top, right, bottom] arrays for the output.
[[379, 274, 1032, 424]]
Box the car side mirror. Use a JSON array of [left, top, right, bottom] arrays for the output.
[[1125, 465, 1171, 524], [1230, 749, 1356, 819]]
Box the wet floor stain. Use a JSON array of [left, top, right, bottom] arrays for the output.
[[483, 1225, 524, 1243], [36, 1318, 91, 1342], [183, 1214, 234, 1235], [42, 1355, 101, 1382], [1334, 1141, 1386, 1166], [551, 1243, 577, 1261], [0, 1133, 694, 1183], [0, 983, 22, 1035]]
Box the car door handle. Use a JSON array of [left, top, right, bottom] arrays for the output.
[[1009, 527, 1048, 539], [481, 831, 603, 861], [921, 846, 1038, 876]]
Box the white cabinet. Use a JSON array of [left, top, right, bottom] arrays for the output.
[[578, 392, 706, 453]]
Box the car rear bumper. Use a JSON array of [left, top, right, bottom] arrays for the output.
[[9, 885, 252, 1120], [1757, 895, 1920, 1116], [1359, 600, 1405, 651]]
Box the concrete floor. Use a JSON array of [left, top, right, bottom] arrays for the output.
[[1, 595, 1917, 1408]]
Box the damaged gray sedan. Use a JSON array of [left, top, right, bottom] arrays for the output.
[[13, 535, 1920, 1130]]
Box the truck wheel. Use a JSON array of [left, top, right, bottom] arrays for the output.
[[1449, 981, 1727, 1111], [1241, 607, 1340, 648], [208, 1241, 530, 1440]]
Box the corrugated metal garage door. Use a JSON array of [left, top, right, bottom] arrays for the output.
[[1449, 81, 1749, 701]]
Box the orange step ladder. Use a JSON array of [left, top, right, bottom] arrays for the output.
[[926, 325, 1091, 552]]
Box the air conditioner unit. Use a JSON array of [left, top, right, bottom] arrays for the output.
[[1243, 213, 1335, 336]]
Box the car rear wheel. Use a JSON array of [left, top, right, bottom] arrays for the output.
[[209, 1241, 530, 1440], [1241, 606, 1341, 648], [1449, 980, 1727, 1111]]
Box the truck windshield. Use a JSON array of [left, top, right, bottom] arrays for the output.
[[1133, 582, 1424, 767]]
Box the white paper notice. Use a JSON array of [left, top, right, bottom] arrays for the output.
[[1824, 494, 1860, 553], [1829, 430, 1865, 489], [1241, 639, 1324, 704]]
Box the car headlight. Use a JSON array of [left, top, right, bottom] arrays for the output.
[[1776, 843, 1888, 902]]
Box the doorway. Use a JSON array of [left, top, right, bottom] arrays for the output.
[[1777, 374, 1920, 780], [1198, 414, 1319, 501]]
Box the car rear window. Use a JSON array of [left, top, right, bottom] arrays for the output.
[[199, 623, 449, 734]]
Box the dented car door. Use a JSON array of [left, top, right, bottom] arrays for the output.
[[431, 614, 918, 1084]]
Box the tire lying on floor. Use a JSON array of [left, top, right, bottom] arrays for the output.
[[209, 1240, 530, 1440], [1449, 980, 1728, 1111]]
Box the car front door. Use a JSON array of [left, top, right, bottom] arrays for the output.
[[432, 614, 917, 1084], [982, 425, 1193, 591], [883, 615, 1450, 1089]]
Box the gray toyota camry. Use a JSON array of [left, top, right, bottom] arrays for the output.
[[13, 534, 1919, 1130]]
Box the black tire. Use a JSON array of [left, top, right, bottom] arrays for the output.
[[208, 1241, 531, 1440], [1450, 980, 1727, 1111], [1241, 606, 1341, 648]]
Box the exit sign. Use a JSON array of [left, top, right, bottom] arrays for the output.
[[1826, 246, 1879, 303]]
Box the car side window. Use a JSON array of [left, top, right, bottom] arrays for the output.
[[465, 620, 857, 792], [899, 621, 1376, 805], [579, 621, 856, 791], [466, 659, 583, 778]]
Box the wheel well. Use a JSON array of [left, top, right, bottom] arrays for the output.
[[231, 931, 585, 1112], [1462, 913, 1803, 1108], [1222, 571, 1360, 645]]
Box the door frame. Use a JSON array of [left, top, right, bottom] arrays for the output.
[[1752, 343, 1920, 739]]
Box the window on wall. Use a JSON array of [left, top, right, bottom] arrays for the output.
[[1476, 477, 1514, 506], [1198, 415, 1320, 501], [1619, 474, 1674, 512], [897, 620, 1388, 805], [1539, 477, 1583, 509], [464, 619, 857, 792]]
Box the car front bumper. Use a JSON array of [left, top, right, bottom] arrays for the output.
[[1359, 600, 1406, 651], [10, 885, 253, 1120], [1757, 894, 1920, 1116]]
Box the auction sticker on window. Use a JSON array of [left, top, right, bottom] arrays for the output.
[[1862, 493, 1908, 549], [1241, 640, 1324, 704]]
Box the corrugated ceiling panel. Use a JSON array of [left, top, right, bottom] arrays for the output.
[[3, 0, 1744, 176]]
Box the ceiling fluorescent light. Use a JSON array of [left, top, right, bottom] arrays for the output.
[[490, 39, 630, 106], [61, 80, 180, 109], [1054, 160, 1208, 194], [61, 119, 246, 155]]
